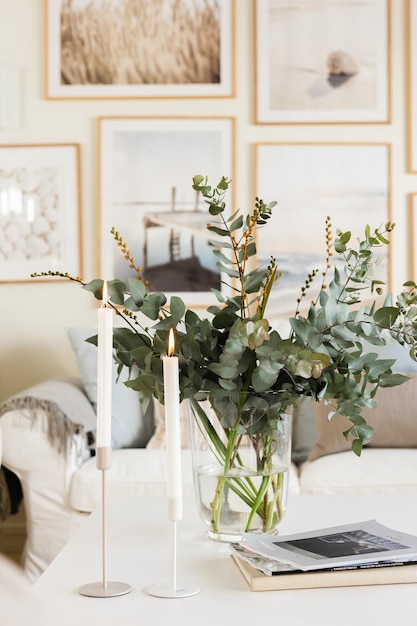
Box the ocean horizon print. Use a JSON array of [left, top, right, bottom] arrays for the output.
[[255, 142, 390, 320], [111, 201, 220, 294], [259, 250, 388, 322]]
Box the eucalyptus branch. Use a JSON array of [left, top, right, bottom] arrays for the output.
[[111, 227, 150, 291], [257, 258, 280, 321], [333, 222, 395, 303], [117, 307, 147, 335], [31, 271, 85, 284], [32, 175, 417, 462], [217, 207, 250, 317], [294, 268, 319, 318], [307, 215, 334, 311], [30, 270, 155, 338], [193, 175, 250, 316]]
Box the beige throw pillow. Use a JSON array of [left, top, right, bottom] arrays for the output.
[[146, 399, 191, 449], [308, 376, 417, 462]]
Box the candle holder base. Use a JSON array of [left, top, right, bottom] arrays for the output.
[[79, 581, 132, 598], [146, 583, 200, 599]]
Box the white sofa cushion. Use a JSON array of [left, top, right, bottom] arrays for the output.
[[70, 449, 195, 512], [299, 448, 417, 495], [69, 449, 301, 512]]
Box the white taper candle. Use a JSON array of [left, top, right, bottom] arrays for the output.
[[163, 328, 183, 521], [96, 281, 113, 450]]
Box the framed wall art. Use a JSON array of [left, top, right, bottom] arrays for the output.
[[255, 142, 391, 319], [255, 0, 390, 124], [99, 116, 234, 306], [408, 0, 417, 172], [410, 194, 417, 281], [0, 144, 82, 283], [45, 0, 234, 99]]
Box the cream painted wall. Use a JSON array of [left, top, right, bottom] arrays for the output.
[[0, 0, 416, 401]]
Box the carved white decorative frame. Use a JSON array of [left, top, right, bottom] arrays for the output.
[[0, 143, 82, 283]]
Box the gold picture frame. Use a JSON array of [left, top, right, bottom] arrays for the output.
[[410, 193, 417, 281], [255, 0, 391, 124], [408, 0, 417, 172], [98, 116, 235, 306], [45, 0, 235, 100]]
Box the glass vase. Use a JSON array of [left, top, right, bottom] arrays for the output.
[[187, 391, 292, 542]]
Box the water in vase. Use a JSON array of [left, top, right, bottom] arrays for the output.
[[193, 463, 290, 542]]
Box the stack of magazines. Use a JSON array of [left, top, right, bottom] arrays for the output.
[[230, 519, 417, 591]]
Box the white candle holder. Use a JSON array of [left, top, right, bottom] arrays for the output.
[[147, 338, 200, 598], [79, 447, 132, 598], [146, 514, 200, 599]]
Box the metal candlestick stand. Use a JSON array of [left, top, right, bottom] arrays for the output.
[[146, 501, 200, 599], [79, 447, 132, 598]]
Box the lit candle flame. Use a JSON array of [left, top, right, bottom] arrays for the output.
[[168, 328, 175, 357], [102, 281, 108, 307]]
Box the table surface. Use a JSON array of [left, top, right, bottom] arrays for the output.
[[34, 494, 417, 625]]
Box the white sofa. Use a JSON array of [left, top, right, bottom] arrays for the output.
[[0, 379, 300, 582], [2, 372, 417, 582]]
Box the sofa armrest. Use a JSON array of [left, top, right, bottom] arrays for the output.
[[0, 377, 96, 580], [0, 376, 97, 453]]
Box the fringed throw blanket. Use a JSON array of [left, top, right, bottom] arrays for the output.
[[0, 376, 97, 520]]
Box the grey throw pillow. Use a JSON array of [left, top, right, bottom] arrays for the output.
[[66, 327, 154, 449]]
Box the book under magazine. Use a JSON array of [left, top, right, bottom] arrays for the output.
[[238, 520, 417, 573], [230, 548, 417, 592]]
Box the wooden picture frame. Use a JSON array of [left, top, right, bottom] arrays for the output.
[[410, 193, 417, 281], [98, 116, 235, 306], [255, 0, 390, 124], [408, 0, 417, 172], [45, 0, 234, 99], [0, 143, 82, 283], [255, 142, 391, 319]]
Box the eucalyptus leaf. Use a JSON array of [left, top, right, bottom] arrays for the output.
[[229, 215, 243, 231], [127, 277, 147, 306], [207, 225, 229, 236], [374, 307, 400, 328], [140, 293, 167, 319], [169, 296, 186, 324], [83, 279, 104, 300], [108, 279, 126, 304], [212, 249, 234, 265]]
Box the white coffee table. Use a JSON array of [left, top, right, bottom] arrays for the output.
[[34, 494, 417, 625]]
